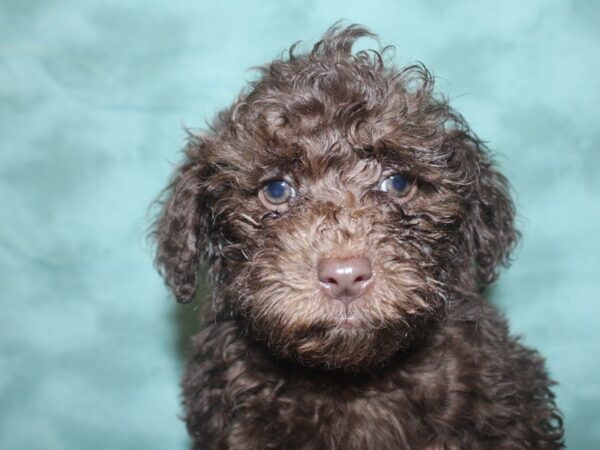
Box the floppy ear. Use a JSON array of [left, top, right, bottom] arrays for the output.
[[152, 139, 215, 303], [468, 152, 519, 286]]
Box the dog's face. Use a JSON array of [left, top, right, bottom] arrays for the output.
[[154, 26, 516, 371]]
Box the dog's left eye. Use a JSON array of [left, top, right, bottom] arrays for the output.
[[259, 180, 296, 208], [380, 174, 413, 197]]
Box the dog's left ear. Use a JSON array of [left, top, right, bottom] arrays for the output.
[[467, 148, 519, 286], [152, 139, 216, 303]]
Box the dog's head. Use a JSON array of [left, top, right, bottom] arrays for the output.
[[153, 25, 517, 371]]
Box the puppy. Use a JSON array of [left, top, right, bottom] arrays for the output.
[[153, 24, 564, 449]]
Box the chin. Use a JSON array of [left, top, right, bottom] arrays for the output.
[[255, 314, 421, 372]]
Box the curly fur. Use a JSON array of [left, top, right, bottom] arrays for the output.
[[152, 24, 564, 449]]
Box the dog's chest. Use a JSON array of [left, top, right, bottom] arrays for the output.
[[184, 324, 464, 449], [218, 359, 455, 449], [227, 372, 452, 450]]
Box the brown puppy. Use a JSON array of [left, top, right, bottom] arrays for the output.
[[152, 24, 564, 449]]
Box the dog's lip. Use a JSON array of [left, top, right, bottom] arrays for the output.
[[335, 311, 363, 329], [317, 291, 367, 328], [338, 316, 361, 329]]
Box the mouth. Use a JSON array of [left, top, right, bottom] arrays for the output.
[[317, 289, 370, 329], [335, 310, 364, 329]]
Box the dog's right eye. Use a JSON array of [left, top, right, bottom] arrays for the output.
[[379, 173, 416, 201], [259, 180, 296, 209]]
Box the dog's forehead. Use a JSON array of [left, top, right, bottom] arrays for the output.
[[220, 83, 452, 192], [300, 137, 384, 188], [256, 129, 416, 181]]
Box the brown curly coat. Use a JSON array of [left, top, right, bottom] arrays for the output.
[[152, 24, 564, 449]]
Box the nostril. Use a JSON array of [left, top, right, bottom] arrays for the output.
[[317, 257, 373, 303]]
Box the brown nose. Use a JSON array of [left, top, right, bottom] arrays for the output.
[[318, 257, 373, 305]]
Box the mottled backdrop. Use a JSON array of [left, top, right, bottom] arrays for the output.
[[1, 1, 598, 449]]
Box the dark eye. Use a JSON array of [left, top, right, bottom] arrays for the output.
[[259, 180, 296, 207], [380, 174, 413, 197]]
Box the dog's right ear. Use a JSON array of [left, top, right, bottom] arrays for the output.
[[152, 139, 215, 303]]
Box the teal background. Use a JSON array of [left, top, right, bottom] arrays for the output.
[[1, 1, 598, 448]]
